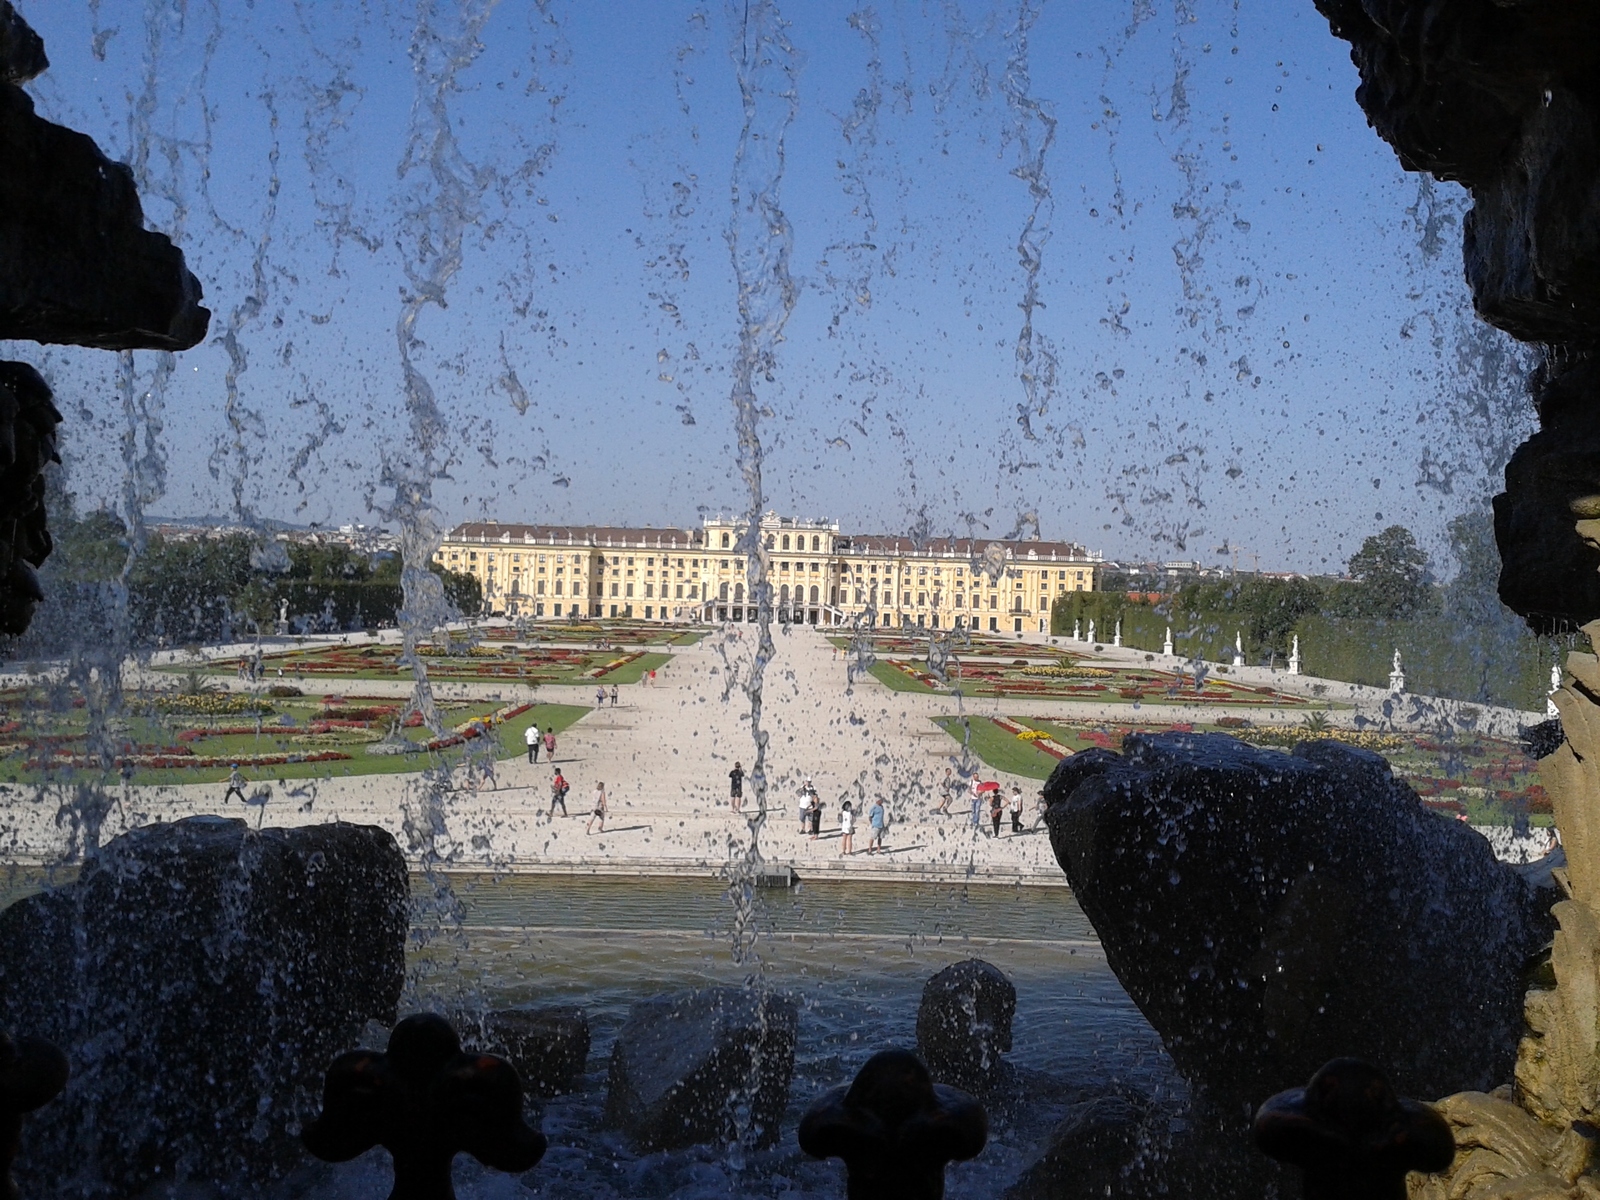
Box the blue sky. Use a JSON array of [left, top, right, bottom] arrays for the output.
[[7, 0, 1529, 574]]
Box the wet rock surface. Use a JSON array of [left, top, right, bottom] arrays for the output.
[[0, 816, 408, 1197], [0, 362, 59, 636], [1044, 732, 1548, 1111], [1315, 0, 1600, 626], [0, 3, 209, 352], [458, 1006, 591, 1098], [1003, 1093, 1149, 1200], [915, 959, 1016, 1096], [604, 986, 796, 1152]]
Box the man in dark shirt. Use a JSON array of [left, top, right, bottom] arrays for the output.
[[729, 761, 745, 813]]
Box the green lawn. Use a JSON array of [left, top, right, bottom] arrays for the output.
[[933, 716, 1059, 780], [592, 651, 672, 685], [865, 661, 939, 693]]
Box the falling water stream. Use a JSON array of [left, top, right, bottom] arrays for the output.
[[0, 1, 1561, 1195]]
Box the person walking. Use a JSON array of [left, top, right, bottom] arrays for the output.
[[587, 782, 608, 834], [224, 763, 247, 805], [867, 798, 886, 853], [526, 722, 541, 764], [610, 684, 619, 707], [543, 728, 557, 763], [810, 789, 824, 840], [839, 801, 854, 855], [798, 782, 813, 834], [550, 769, 569, 817], [969, 778, 983, 829], [1009, 784, 1024, 834], [729, 761, 745, 813], [934, 767, 955, 815], [596, 685, 606, 707], [648, 668, 657, 686], [989, 788, 1004, 839], [1032, 788, 1050, 831]]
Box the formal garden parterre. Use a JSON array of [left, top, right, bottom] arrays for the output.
[[0, 688, 588, 786], [936, 713, 1544, 825], [168, 642, 673, 685]]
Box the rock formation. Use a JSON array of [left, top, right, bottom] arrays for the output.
[[0, 0, 209, 636], [604, 986, 796, 1152], [457, 1006, 591, 1098], [1315, 0, 1600, 629], [0, 816, 408, 1197], [915, 959, 1016, 1097], [1044, 732, 1547, 1110]]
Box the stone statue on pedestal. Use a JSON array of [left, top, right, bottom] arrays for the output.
[[1231, 632, 1244, 668], [1163, 626, 1174, 656], [1389, 649, 1405, 695], [276, 598, 289, 638], [1288, 634, 1302, 676], [1087, 619, 1095, 646], [1112, 619, 1121, 648]]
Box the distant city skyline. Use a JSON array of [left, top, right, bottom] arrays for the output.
[[14, 1, 1528, 582]]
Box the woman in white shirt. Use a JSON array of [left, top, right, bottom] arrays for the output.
[[839, 801, 855, 855]]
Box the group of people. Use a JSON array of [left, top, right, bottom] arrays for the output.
[[724, 766, 887, 854], [546, 766, 608, 833], [593, 684, 621, 708], [523, 722, 609, 832], [931, 767, 1042, 836]]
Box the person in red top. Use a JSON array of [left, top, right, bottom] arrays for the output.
[[550, 769, 569, 817]]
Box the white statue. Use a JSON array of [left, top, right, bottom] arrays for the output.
[[1113, 618, 1122, 648], [1087, 619, 1096, 645], [1550, 659, 1564, 719], [275, 598, 290, 637], [1232, 631, 1244, 668], [1389, 648, 1405, 695], [1072, 619, 1081, 642], [1163, 626, 1174, 656], [1288, 634, 1302, 676]]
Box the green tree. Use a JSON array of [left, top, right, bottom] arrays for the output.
[[1346, 525, 1434, 619]]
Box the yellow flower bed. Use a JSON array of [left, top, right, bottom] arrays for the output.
[[1239, 726, 1405, 752], [1020, 665, 1116, 679], [1016, 729, 1050, 742], [145, 694, 276, 717]]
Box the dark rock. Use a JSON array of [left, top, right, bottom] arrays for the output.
[[0, 59, 209, 350], [457, 1006, 590, 1098], [1521, 718, 1565, 760], [303, 1013, 546, 1200], [0, 1031, 68, 1200], [0, 362, 59, 636], [0, 816, 408, 1197], [1040, 747, 1121, 807], [0, 2, 45, 86], [798, 1049, 986, 1200], [1315, 1, 1600, 626], [1045, 733, 1548, 1113], [1254, 1058, 1455, 1200], [604, 986, 796, 1152], [1003, 1093, 1148, 1200], [915, 960, 1015, 1096], [1317, 0, 1600, 347], [1493, 356, 1600, 630]]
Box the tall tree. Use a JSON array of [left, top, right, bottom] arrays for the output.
[[1347, 525, 1434, 619]]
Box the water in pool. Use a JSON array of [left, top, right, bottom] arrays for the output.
[[382, 872, 1180, 1199]]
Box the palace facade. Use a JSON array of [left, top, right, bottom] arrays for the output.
[[435, 514, 1101, 632]]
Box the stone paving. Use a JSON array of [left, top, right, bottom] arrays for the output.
[[0, 626, 1543, 886]]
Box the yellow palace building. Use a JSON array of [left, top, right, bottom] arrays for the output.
[[435, 514, 1101, 631]]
